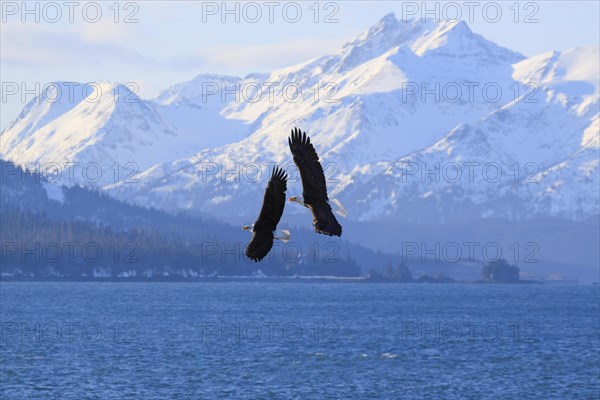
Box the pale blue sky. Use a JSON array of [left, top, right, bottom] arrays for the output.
[[1, 1, 599, 129]]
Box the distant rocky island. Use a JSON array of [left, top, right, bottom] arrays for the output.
[[364, 258, 538, 284]]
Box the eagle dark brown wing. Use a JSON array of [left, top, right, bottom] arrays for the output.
[[288, 128, 341, 237], [246, 230, 274, 262], [288, 128, 329, 202], [309, 202, 342, 237], [245, 167, 288, 261]]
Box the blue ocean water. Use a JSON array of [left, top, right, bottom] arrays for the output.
[[1, 283, 598, 399]]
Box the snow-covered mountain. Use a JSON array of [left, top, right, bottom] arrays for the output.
[[1, 14, 598, 224], [0, 81, 215, 186], [346, 46, 599, 222]]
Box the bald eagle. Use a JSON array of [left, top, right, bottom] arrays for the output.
[[243, 166, 290, 261], [288, 128, 346, 237]]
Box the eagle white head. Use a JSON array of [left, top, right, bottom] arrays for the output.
[[288, 196, 347, 218], [288, 196, 305, 206]]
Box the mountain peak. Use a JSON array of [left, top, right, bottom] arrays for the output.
[[3, 13, 596, 226], [372, 12, 399, 33], [409, 18, 523, 63], [335, 16, 521, 72], [336, 17, 429, 71], [439, 19, 471, 32]]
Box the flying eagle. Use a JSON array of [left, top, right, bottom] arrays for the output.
[[243, 166, 290, 261], [288, 128, 346, 237]]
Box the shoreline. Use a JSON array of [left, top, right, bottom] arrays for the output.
[[0, 276, 552, 284]]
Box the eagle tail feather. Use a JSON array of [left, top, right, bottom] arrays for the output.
[[329, 198, 347, 218], [274, 229, 291, 242]]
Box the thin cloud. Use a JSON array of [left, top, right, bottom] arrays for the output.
[[78, 19, 142, 44], [188, 38, 347, 71], [1, 22, 146, 67], [1, 22, 345, 75]]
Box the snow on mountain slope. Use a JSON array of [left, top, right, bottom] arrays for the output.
[[1, 82, 221, 186], [346, 46, 599, 222], [528, 115, 599, 219], [1, 82, 89, 147], [212, 17, 523, 166], [102, 15, 530, 219], [513, 47, 599, 93], [1, 14, 597, 224], [152, 74, 250, 149]]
